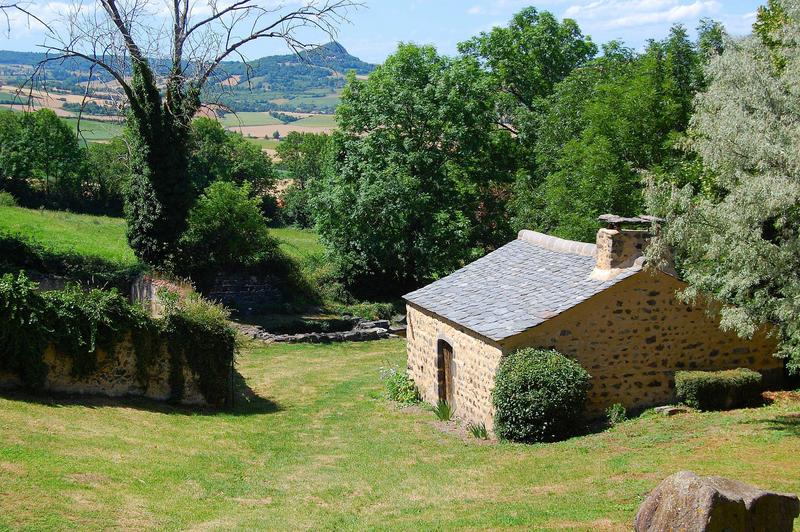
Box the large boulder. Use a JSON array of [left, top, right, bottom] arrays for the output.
[[635, 471, 799, 532]]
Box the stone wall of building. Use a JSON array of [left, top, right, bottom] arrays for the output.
[[407, 269, 783, 433], [501, 270, 782, 416], [0, 332, 206, 405], [406, 303, 503, 430]]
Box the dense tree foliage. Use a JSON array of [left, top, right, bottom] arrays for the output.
[[0, 109, 99, 212], [275, 131, 330, 227], [189, 118, 275, 198], [177, 181, 279, 285], [312, 44, 517, 293], [312, 8, 723, 291], [513, 25, 716, 241], [646, 0, 800, 372], [459, 7, 596, 161], [0, 112, 274, 222]]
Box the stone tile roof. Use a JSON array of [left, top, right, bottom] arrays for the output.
[[404, 230, 643, 342]]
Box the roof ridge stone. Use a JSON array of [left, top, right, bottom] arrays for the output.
[[517, 230, 596, 258]]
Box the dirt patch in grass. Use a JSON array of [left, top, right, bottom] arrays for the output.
[[764, 390, 800, 403], [0, 461, 25, 475], [544, 518, 626, 531], [67, 472, 109, 488], [428, 419, 496, 445]]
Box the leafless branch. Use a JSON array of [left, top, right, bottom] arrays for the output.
[[0, 2, 51, 35]]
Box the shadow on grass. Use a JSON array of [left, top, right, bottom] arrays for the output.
[[746, 414, 800, 437], [0, 369, 282, 417]]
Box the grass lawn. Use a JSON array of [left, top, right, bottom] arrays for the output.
[[0, 206, 138, 267], [0, 206, 321, 267], [270, 226, 323, 261], [218, 112, 283, 127], [0, 339, 798, 529]]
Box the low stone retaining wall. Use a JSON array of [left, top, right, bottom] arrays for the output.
[[0, 332, 207, 404], [206, 273, 284, 314], [130, 274, 194, 316], [240, 320, 396, 343]]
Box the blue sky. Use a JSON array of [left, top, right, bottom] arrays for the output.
[[2, 1, 765, 63]]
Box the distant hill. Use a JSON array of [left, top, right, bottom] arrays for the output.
[[0, 42, 376, 113]]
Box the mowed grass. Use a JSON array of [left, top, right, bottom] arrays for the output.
[[218, 112, 283, 127], [0, 206, 138, 267], [0, 206, 321, 266], [0, 339, 799, 530], [270, 226, 323, 260]]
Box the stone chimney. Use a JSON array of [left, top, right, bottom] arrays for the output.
[[591, 215, 660, 280]]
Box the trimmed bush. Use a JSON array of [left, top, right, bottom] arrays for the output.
[[675, 368, 763, 411], [493, 348, 591, 443]]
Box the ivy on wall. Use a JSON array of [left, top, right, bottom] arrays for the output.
[[0, 272, 235, 405]]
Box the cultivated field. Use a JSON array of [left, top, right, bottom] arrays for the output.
[[0, 339, 798, 529], [0, 86, 335, 148], [225, 122, 336, 138], [217, 112, 283, 127]]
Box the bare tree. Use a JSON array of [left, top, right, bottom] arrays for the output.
[[0, 1, 48, 36], [32, 0, 359, 266]]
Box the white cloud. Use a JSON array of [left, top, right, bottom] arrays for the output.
[[564, 0, 721, 29], [467, 5, 484, 15]]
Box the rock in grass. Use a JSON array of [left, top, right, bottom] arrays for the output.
[[653, 405, 690, 416], [635, 471, 799, 532]]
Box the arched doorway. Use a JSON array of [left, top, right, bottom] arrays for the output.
[[436, 340, 454, 404]]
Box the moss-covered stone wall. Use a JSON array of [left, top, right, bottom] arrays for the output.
[[0, 331, 207, 405]]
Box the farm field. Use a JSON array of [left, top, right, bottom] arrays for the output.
[[291, 114, 337, 127], [242, 137, 281, 149], [0, 338, 798, 529], [0, 206, 322, 266], [62, 117, 125, 142], [217, 111, 283, 127], [225, 122, 336, 138]]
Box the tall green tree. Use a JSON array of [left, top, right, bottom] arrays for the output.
[[20, 109, 84, 198], [275, 132, 330, 227], [188, 118, 275, 198], [646, 1, 800, 371], [459, 7, 596, 162], [513, 25, 710, 241], [39, 0, 356, 267], [313, 44, 516, 292]]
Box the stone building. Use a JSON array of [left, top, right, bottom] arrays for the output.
[[403, 218, 783, 432]]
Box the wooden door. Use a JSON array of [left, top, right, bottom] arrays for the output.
[[437, 341, 454, 404]]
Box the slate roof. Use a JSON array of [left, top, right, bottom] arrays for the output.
[[403, 230, 644, 342]]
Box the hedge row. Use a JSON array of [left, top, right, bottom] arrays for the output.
[[0, 272, 235, 406], [675, 368, 763, 411]]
